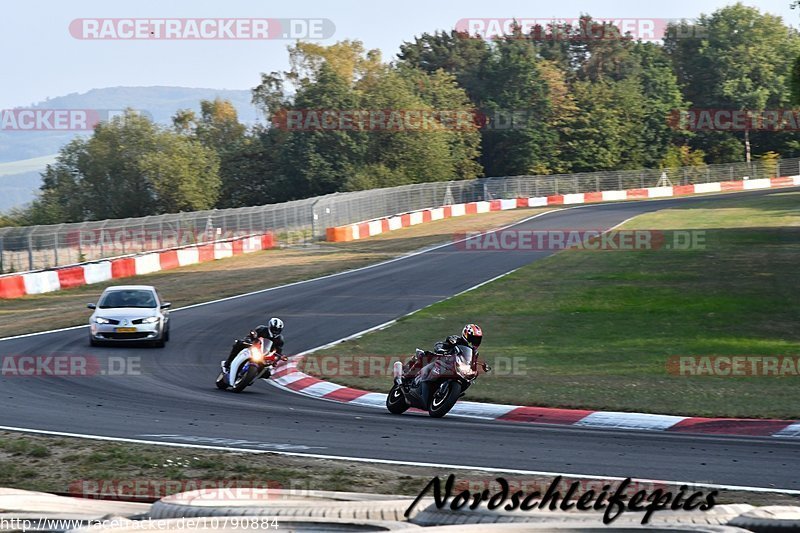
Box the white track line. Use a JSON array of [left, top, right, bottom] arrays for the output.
[[0, 424, 796, 495]]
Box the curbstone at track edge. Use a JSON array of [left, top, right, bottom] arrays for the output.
[[268, 361, 800, 439], [728, 505, 800, 532], [410, 503, 755, 528], [392, 524, 751, 532], [148, 488, 431, 522], [0, 487, 150, 518]]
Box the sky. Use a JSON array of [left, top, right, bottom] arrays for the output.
[[1, 0, 797, 109]]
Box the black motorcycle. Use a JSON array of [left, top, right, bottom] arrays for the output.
[[386, 345, 489, 418]]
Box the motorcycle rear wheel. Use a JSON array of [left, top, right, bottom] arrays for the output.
[[386, 384, 410, 414], [428, 381, 462, 418]]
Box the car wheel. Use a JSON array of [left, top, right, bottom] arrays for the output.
[[89, 337, 99, 347], [164, 327, 170, 342], [153, 337, 166, 348]]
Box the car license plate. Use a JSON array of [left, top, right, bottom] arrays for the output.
[[115, 327, 137, 333]]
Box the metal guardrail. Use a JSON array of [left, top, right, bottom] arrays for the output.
[[1, 157, 797, 273]]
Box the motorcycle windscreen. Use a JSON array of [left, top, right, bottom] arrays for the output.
[[261, 338, 274, 354], [455, 345, 474, 366]]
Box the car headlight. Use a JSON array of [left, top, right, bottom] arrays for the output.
[[141, 316, 159, 324], [94, 317, 111, 324]]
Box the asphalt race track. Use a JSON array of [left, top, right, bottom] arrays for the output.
[[1, 188, 798, 492]]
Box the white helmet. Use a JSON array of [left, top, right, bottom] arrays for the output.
[[268, 317, 284, 337]]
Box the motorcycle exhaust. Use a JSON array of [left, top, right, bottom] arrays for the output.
[[393, 361, 403, 386]]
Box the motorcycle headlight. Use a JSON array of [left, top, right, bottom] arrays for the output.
[[94, 317, 111, 324], [141, 316, 159, 324], [250, 348, 265, 364], [457, 362, 475, 377]]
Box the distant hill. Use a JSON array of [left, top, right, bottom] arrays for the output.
[[0, 86, 261, 211], [0, 86, 260, 163]]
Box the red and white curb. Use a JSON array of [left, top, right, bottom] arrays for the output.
[[0, 233, 275, 299], [325, 176, 800, 242], [269, 361, 800, 438]]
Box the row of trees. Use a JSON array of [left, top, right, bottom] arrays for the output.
[[8, 3, 800, 225]]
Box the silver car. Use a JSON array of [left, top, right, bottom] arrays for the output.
[[88, 285, 171, 347]]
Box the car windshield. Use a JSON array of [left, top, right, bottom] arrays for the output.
[[98, 290, 157, 309]]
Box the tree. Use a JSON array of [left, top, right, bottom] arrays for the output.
[[665, 3, 800, 161], [172, 99, 272, 208], [27, 109, 221, 222], [252, 40, 482, 196], [480, 34, 558, 175], [397, 30, 491, 99], [139, 132, 220, 213]]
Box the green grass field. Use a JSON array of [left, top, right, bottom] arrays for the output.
[[309, 192, 800, 419]]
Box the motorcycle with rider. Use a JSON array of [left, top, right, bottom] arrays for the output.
[[215, 317, 287, 392], [387, 323, 490, 418]]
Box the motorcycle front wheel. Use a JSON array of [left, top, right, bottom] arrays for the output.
[[428, 381, 462, 418], [232, 366, 259, 392], [386, 384, 410, 414], [215, 372, 228, 390]]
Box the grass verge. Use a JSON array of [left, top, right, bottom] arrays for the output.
[[308, 192, 800, 419], [0, 208, 546, 339], [0, 431, 796, 507]]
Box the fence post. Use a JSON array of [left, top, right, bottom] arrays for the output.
[[27, 233, 34, 271], [0, 235, 4, 274], [311, 198, 320, 239]]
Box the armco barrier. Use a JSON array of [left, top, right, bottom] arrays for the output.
[[0, 232, 275, 299], [325, 176, 800, 242]]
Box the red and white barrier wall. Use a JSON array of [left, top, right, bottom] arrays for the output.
[[325, 176, 800, 242], [0, 233, 274, 299]]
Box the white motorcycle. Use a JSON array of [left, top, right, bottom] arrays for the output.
[[215, 338, 285, 392]]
